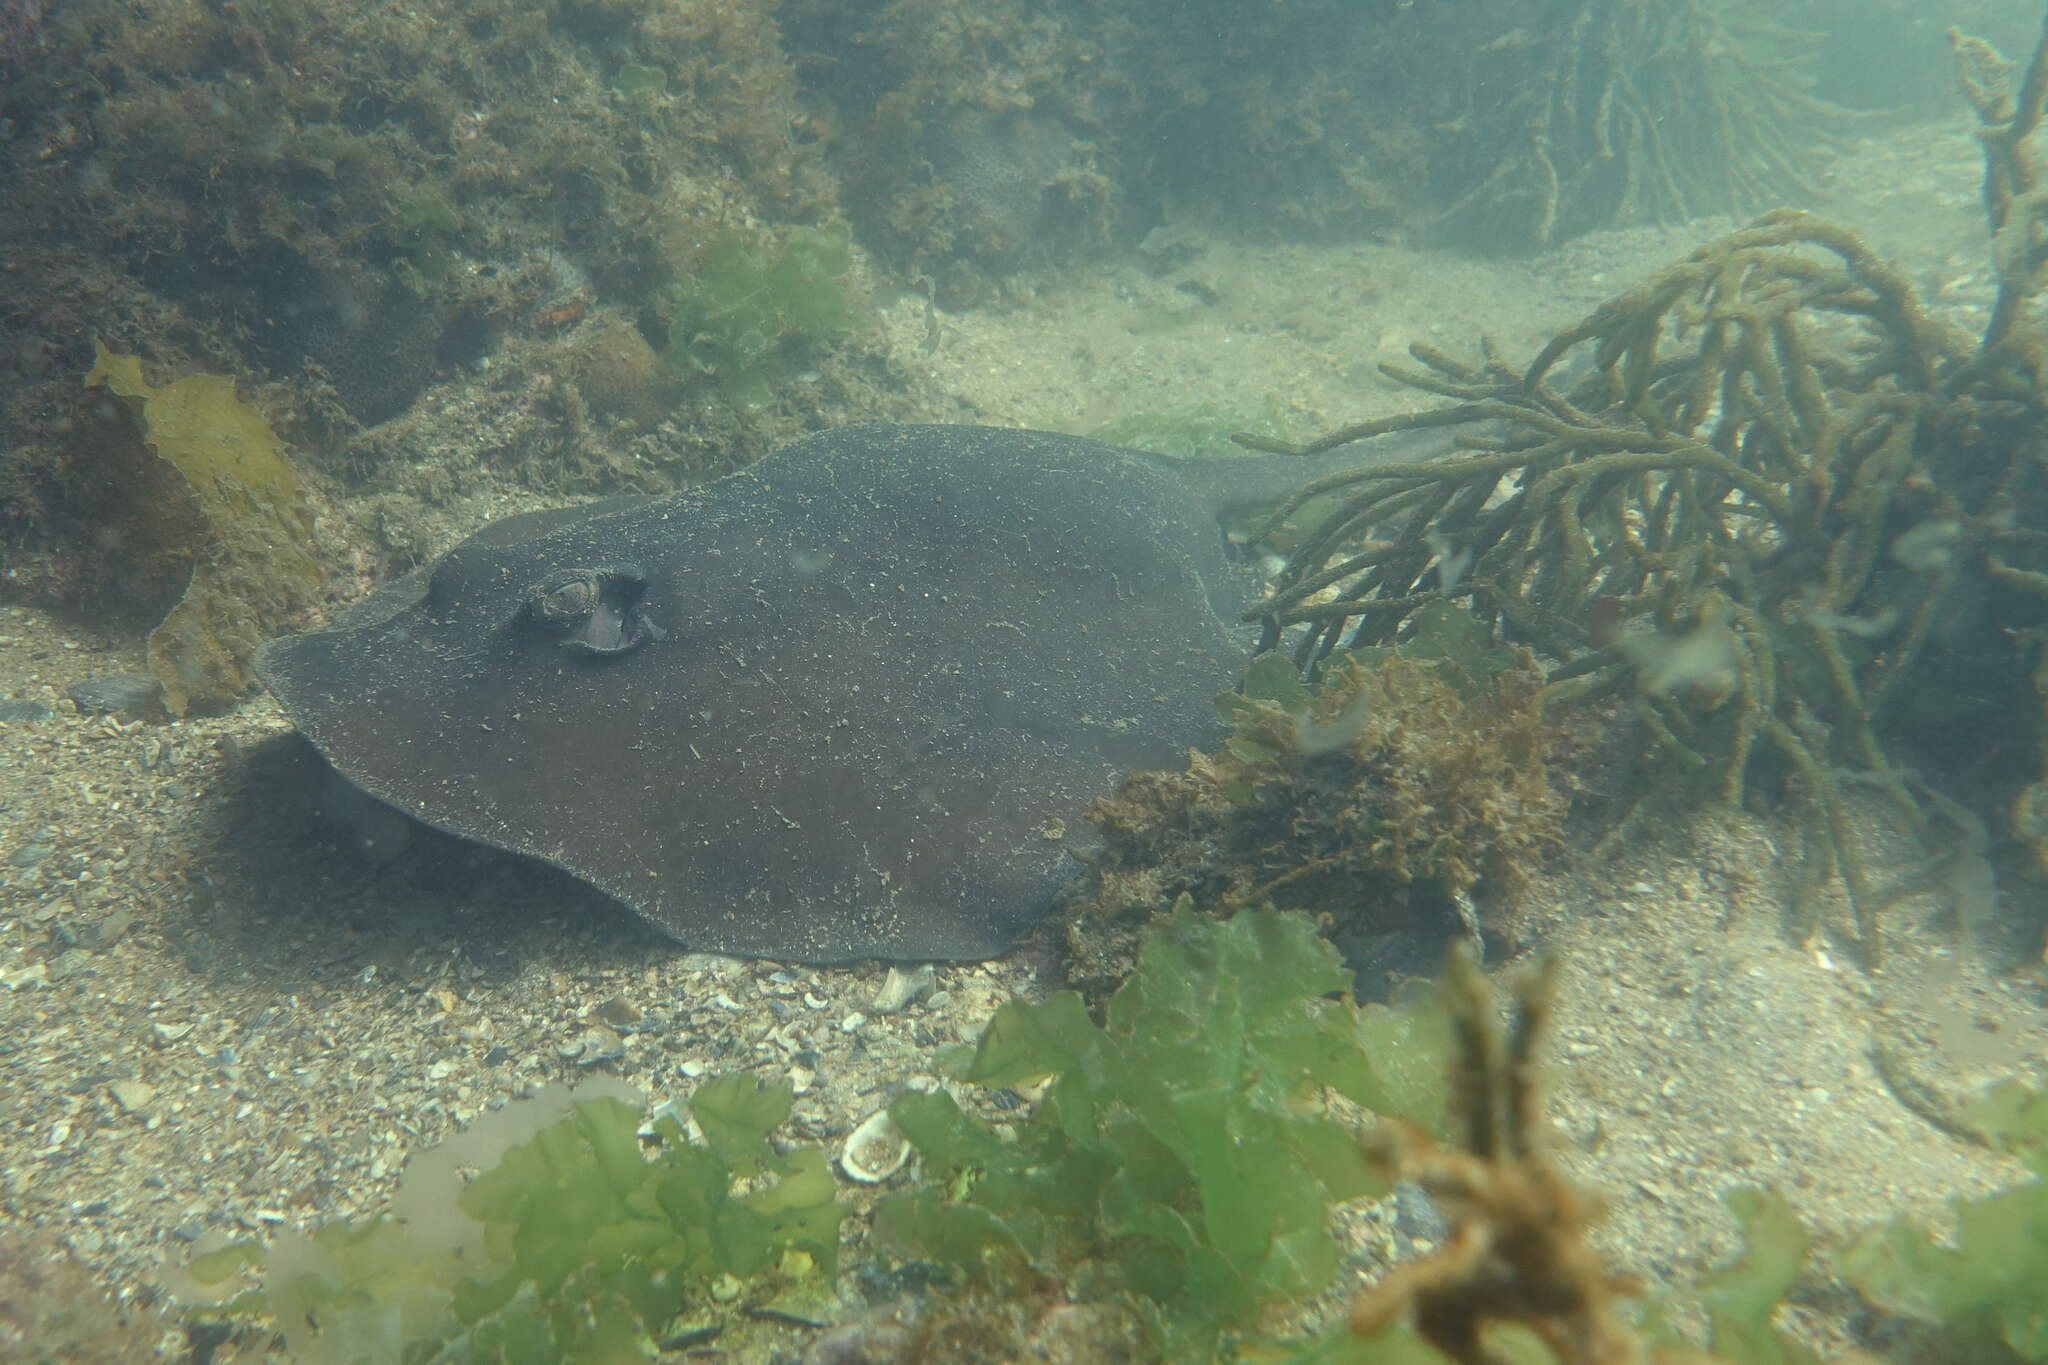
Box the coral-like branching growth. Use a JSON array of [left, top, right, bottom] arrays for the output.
[[1235, 202, 2035, 965], [1234, 18, 2048, 967], [1348, 948, 1646, 1365], [1349, 948, 1814, 1365]]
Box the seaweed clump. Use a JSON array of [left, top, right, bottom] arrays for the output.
[[875, 907, 1418, 1361], [1234, 179, 2043, 963], [1842, 1079, 2048, 1361], [1229, 17, 2048, 965], [163, 912, 1841, 1364], [1063, 602, 1567, 992], [83, 343, 319, 715], [179, 1075, 842, 1363], [1349, 946, 1815, 1365], [877, 914, 1814, 1365], [660, 225, 861, 412]]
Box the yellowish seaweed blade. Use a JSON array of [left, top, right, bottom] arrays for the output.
[[86, 341, 318, 714]]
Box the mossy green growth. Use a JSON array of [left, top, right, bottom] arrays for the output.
[[663, 226, 859, 412], [182, 1076, 842, 1365], [875, 905, 1453, 1360], [1841, 1081, 2048, 1361], [84, 342, 318, 715], [390, 194, 462, 298]]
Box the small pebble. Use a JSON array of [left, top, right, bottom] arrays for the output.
[[1391, 1180, 1447, 1244], [109, 1079, 156, 1114], [84, 908, 134, 950], [1, 962, 48, 990]]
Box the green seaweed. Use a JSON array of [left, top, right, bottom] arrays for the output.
[[1841, 1081, 2048, 1361], [181, 1076, 842, 1364], [390, 195, 463, 298], [158, 910, 1967, 1365], [875, 905, 1440, 1360], [662, 226, 859, 411], [84, 343, 319, 715]]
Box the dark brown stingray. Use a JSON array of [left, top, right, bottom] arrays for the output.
[[257, 424, 1363, 962]]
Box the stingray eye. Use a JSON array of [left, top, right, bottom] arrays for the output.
[[522, 564, 665, 657], [534, 573, 598, 625]]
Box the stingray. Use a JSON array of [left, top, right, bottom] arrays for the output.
[[257, 423, 1405, 962]]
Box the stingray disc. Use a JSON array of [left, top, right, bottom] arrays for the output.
[[258, 424, 1277, 962]]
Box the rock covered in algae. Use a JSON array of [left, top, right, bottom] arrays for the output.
[[84, 342, 317, 714]]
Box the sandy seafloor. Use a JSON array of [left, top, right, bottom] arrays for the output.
[[4, 115, 2048, 1361]]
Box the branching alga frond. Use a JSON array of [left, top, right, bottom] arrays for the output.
[[1348, 947, 1719, 1365], [1238, 210, 1999, 966]]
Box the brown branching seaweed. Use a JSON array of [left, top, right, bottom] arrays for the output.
[[1948, 13, 2048, 904], [1349, 947, 1727, 1365], [1237, 192, 2044, 964], [1955, 14, 2048, 376]]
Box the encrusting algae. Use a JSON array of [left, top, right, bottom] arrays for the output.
[[83, 343, 318, 716]]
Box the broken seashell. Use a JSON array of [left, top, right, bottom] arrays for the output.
[[839, 1109, 911, 1184]]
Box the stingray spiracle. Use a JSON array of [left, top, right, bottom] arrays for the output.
[[523, 564, 665, 656]]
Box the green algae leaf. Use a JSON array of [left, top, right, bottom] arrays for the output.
[[615, 62, 666, 97], [1347, 599, 1516, 701], [1242, 650, 1313, 711], [182, 1238, 262, 1285], [1969, 1078, 2048, 1155], [192, 1080, 839, 1365], [1350, 987, 1458, 1134], [880, 1087, 1080, 1269], [689, 1073, 790, 1176], [1117, 900, 1350, 1036], [1281, 1325, 1441, 1365], [1694, 1188, 1816, 1365], [664, 227, 859, 411], [878, 908, 1436, 1358], [964, 989, 1099, 1090], [873, 1185, 1031, 1274], [1842, 1083, 2048, 1362], [745, 1147, 843, 1271], [85, 342, 318, 713]]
